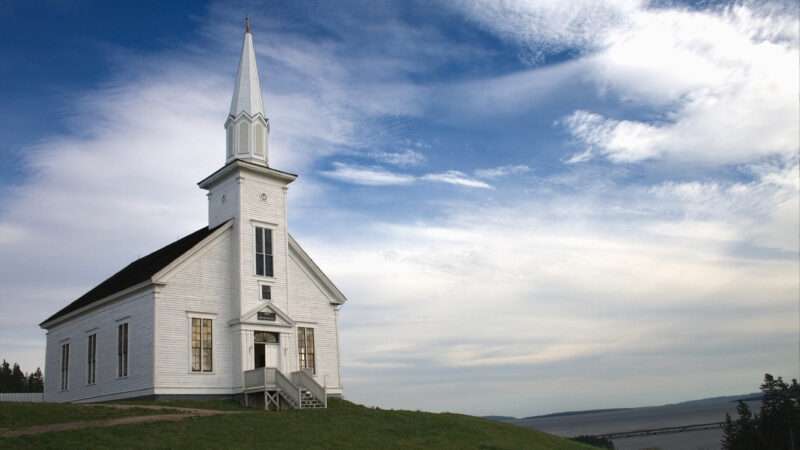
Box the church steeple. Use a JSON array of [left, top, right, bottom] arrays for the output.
[[225, 18, 269, 166]]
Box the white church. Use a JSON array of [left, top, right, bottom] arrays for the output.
[[40, 21, 346, 409]]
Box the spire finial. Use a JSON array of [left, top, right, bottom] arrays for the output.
[[245, 16, 251, 34]]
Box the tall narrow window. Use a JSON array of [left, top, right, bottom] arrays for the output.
[[297, 327, 316, 374], [60, 343, 70, 391], [255, 227, 273, 277], [87, 334, 97, 385], [117, 323, 128, 377], [191, 318, 213, 372]]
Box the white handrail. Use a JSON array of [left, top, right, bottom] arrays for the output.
[[244, 368, 263, 388], [244, 367, 315, 409], [275, 369, 301, 408], [292, 369, 327, 407]]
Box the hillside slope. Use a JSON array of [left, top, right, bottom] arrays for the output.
[[1, 399, 593, 450]]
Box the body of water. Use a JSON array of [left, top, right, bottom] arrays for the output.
[[503, 394, 760, 450]]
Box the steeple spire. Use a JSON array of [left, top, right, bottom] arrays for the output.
[[225, 18, 269, 165], [229, 17, 264, 118]]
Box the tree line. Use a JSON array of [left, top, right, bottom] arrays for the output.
[[723, 373, 799, 450], [0, 360, 44, 393]]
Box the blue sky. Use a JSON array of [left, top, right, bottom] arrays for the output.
[[0, 0, 798, 416]]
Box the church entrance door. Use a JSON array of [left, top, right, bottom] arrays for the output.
[[254, 331, 280, 369]]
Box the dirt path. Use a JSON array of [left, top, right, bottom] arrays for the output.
[[0, 404, 244, 438]]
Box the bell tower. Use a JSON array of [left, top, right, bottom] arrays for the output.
[[199, 18, 297, 324], [225, 17, 270, 166]]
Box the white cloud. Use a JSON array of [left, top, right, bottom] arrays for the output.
[[647, 162, 800, 252], [430, 59, 584, 121], [450, 1, 800, 167], [320, 163, 495, 189], [447, 0, 643, 61], [475, 164, 530, 178], [305, 162, 798, 414], [320, 162, 416, 186], [564, 110, 663, 163], [576, 4, 799, 165], [421, 170, 494, 189], [368, 149, 426, 167], [0, 70, 224, 373]]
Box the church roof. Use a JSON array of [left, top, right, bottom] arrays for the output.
[[41, 224, 224, 327], [229, 19, 265, 118]]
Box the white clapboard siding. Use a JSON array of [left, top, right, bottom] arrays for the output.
[[288, 252, 342, 392], [237, 175, 291, 319], [43, 288, 156, 403], [153, 228, 239, 395]]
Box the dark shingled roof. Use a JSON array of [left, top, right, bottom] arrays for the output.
[[41, 223, 224, 326]]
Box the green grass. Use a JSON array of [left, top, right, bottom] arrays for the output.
[[111, 399, 247, 411], [1, 399, 594, 450], [0, 403, 181, 429]]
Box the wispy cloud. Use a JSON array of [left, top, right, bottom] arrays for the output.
[[446, 0, 641, 61], [563, 3, 799, 166], [309, 161, 798, 414], [474, 164, 530, 178], [321, 163, 493, 189], [456, 1, 799, 167], [422, 170, 493, 189], [368, 149, 426, 167], [320, 162, 415, 186]]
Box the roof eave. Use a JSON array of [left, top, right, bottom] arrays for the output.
[[288, 234, 348, 305], [40, 223, 229, 330], [198, 160, 297, 190], [39, 280, 157, 330]]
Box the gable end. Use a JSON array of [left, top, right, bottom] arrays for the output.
[[288, 234, 347, 305]]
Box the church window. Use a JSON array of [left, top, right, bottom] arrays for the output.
[[255, 227, 273, 277], [261, 285, 271, 301], [191, 318, 213, 372], [87, 334, 96, 385], [117, 323, 128, 377], [297, 327, 315, 374], [60, 343, 70, 391]]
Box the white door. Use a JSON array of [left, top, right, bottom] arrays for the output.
[[264, 343, 280, 369]]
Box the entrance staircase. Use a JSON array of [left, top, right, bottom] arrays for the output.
[[242, 367, 327, 410], [300, 389, 325, 408]]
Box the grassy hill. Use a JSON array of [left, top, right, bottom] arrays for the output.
[[0, 399, 594, 450]]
